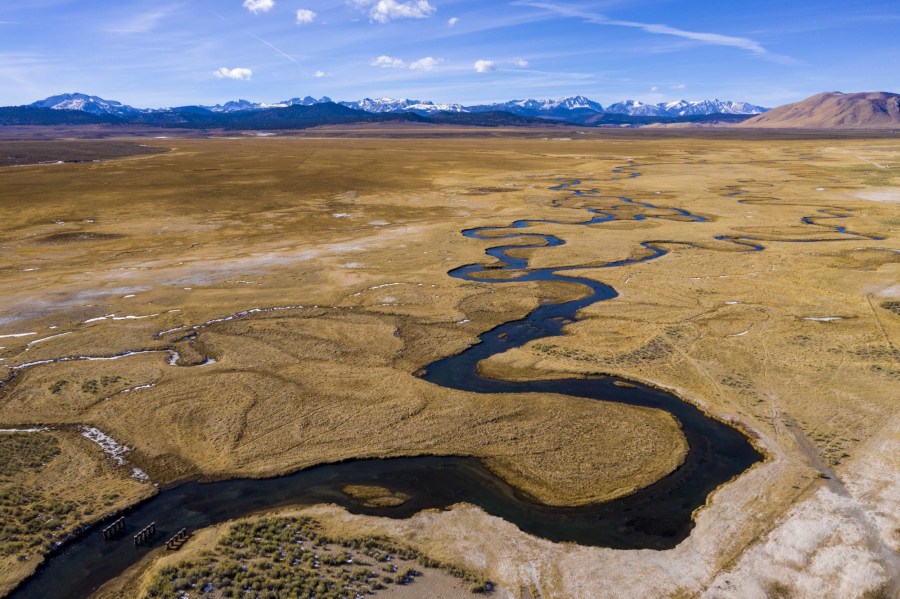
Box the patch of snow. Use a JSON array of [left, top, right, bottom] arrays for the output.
[[729, 330, 749, 337], [0, 332, 37, 339], [119, 383, 156, 394], [725, 301, 740, 305], [80, 426, 130, 465], [333, 213, 351, 218], [0, 428, 49, 433], [803, 317, 843, 322], [28, 332, 72, 345], [131, 468, 151, 481], [157, 326, 185, 336], [457, 319, 470, 324], [192, 305, 306, 330], [352, 283, 403, 297]]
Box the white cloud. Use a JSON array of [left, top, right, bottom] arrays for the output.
[[371, 55, 406, 68], [671, 83, 687, 89], [409, 56, 442, 71], [512, 58, 529, 68], [448, 17, 459, 26], [650, 85, 659, 92], [296, 9, 317, 24], [243, 0, 275, 14], [214, 67, 253, 80], [363, 0, 436, 24], [314, 70, 326, 78], [474, 60, 497, 73]]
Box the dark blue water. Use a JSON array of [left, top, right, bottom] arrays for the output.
[[11, 170, 770, 599]]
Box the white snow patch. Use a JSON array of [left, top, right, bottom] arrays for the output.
[[729, 330, 749, 337], [192, 305, 306, 330], [13, 350, 163, 371], [725, 301, 740, 305], [131, 468, 151, 481], [457, 319, 471, 325], [119, 383, 156, 394], [28, 332, 72, 345], [0, 332, 36, 339], [341, 262, 364, 269], [332, 213, 351, 218], [84, 313, 162, 324], [80, 426, 130, 465], [0, 428, 49, 433], [352, 283, 403, 297], [803, 317, 843, 322], [381, 297, 397, 304], [157, 326, 185, 336]]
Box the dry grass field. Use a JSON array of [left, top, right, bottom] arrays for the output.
[[0, 131, 898, 598]]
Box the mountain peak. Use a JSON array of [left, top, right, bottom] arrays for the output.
[[739, 91, 900, 129], [29, 93, 138, 116]]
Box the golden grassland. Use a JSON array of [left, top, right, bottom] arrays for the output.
[[0, 133, 898, 597]]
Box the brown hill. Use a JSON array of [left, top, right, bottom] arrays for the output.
[[739, 91, 900, 129]]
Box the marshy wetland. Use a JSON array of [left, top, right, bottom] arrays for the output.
[[0, 131, 898, 598]]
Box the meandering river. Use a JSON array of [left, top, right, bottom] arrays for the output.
[[12, 169, 770, 599]]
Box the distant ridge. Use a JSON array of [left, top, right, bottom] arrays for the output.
[[739, 92, 900, 129], [11, 92, 769, 127]]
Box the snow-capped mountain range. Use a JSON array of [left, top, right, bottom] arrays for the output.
[[29, 93, 142, 117], [28, 93, 769, 119]]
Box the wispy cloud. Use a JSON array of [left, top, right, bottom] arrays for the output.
[[409, 56, 442, 71], [448, 17, 459, 27], [512, 58, 529, 68], [106, 6, 178, 34], [214, 67, 253, 80], [515, 1, 769, 55], [243, 0, 275, 14]]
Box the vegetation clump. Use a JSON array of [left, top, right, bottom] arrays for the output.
[[0, 434, 60, 477], [144, 516, 492, 598], [0, 486, 78, 557]]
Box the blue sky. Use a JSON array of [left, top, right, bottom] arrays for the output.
[[1, 0, 898, 108]]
